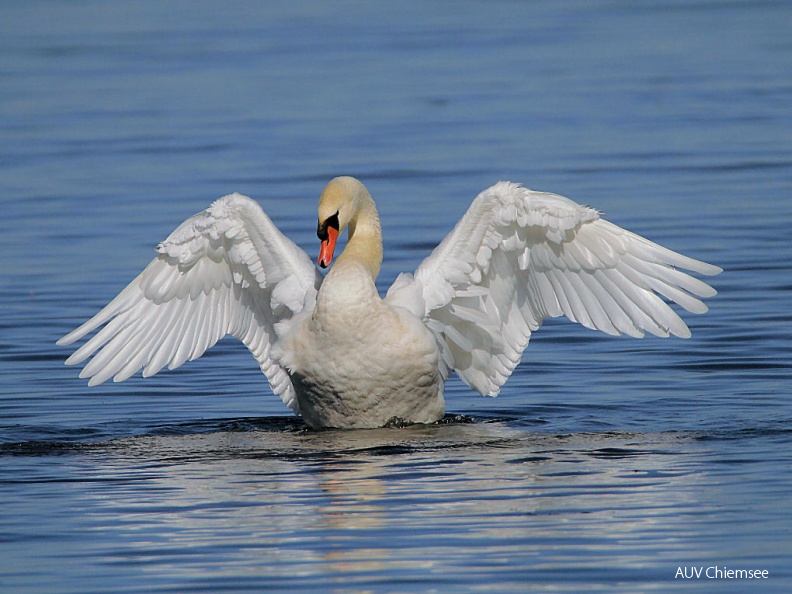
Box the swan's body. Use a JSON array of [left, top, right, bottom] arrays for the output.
[[58, 177, 721, 429]]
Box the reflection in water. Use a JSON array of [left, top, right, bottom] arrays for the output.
[[64, 420, 710, 587]]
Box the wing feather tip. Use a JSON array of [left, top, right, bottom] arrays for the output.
[[57, 327, 88, 347], [64, 352, 87, 366], [86, 375, 104, 387], [699, 263, 723, 277]]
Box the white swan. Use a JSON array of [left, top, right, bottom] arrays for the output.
[[58, 177, 721, 429]]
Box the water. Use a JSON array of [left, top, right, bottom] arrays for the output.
[[2, 0, 791, 591]]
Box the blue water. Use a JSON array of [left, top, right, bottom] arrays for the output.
[[2, 1, 791, 591]]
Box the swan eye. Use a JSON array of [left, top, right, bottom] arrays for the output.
[[317, 212, 339, 240]]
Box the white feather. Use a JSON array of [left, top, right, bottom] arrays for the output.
[[58, 193, 321, 410], [390, 182, 721, 395]]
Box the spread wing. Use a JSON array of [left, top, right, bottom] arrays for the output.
[[386, 181, 721, 397], [57, 192, 321, 412]]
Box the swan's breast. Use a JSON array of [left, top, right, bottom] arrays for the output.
[[284, 297, 445, 429]]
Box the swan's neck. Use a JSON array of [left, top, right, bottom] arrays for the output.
[[337, 196, 383, 280]]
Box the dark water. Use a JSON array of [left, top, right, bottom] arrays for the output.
[[2, 1, 791, 592]]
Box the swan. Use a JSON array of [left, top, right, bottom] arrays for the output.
[[58, 176, 721, 429]]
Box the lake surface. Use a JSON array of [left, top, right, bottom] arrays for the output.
[[2, 1, 791, 592]]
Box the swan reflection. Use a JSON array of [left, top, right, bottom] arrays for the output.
[[71, 419, 709, 583]]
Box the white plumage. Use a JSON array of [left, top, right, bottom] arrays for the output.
[[58, 177, 720, 428]]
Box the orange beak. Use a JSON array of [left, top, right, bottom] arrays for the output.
[[318, 225, 339, 268]]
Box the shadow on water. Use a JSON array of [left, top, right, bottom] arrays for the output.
[[0, 415, 490, 458], [1, 413, 707, 466]]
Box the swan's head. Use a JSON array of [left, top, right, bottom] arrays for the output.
[[316, 176, 372, 268]]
